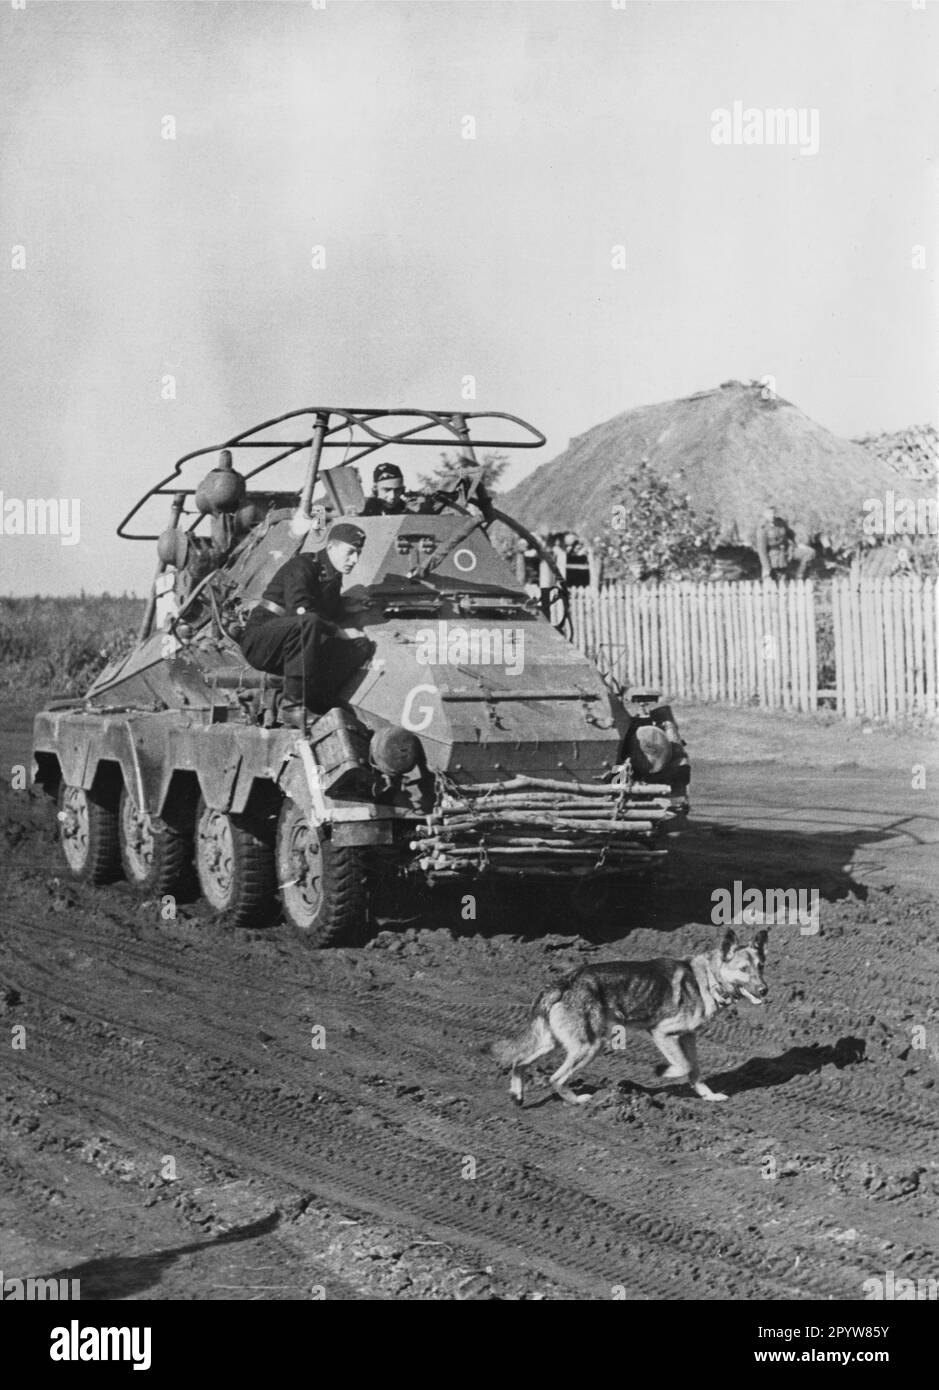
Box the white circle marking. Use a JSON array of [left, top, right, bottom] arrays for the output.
[[453, 548, 477, 573]]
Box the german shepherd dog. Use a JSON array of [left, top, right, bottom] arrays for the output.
[[491, 929, 768, 1106]]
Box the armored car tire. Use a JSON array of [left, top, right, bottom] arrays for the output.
[[194, 797, 277, 928], [57, 781, 121, 885], [118, 786, 194, 898], [276, 800, 368, 947]]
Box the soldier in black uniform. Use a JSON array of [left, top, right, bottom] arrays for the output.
[[360, 458, 493, 520], [239, 521, 372, 726], [360, 462, 410, 516]]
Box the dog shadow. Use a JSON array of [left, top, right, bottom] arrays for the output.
[[522, 1036, 866, 1108], [704, 1035, 867, 1097]]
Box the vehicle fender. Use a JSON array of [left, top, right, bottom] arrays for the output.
[[38, 713, 147, 808], [276, 745, 327, 826]]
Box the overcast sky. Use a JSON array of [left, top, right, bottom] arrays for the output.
[[1, 0, 936, 595]]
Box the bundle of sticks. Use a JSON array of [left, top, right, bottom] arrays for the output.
[[411, 774, 681, 879]]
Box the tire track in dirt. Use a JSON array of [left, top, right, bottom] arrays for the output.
[[3, 759, 938, 1300], [7, 915, 928, 1300], [13, 1032, 837, 1300], [2, 931, 827, 1301]]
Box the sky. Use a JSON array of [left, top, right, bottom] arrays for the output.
[[1, 0, 936, 595]]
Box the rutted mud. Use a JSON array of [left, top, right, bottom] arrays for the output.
[[1, 707, 937, 1300]]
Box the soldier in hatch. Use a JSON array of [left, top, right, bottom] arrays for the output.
[[238, 521, 373, 727], [360, 462, 411, 515], [360, 458, 494, 520]]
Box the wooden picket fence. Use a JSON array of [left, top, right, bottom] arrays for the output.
[[832, 575, 938, 720], [568, 576, 939, 720]]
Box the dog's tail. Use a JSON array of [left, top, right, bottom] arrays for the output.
[[489, 984, 563, 1067]]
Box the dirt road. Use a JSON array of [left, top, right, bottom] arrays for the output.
[[2, 705, 937, 1300]]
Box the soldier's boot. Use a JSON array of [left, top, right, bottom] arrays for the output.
[[318, 635, 375, 709]]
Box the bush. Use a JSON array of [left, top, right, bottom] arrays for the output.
[[595, 459, 720, 581], [0, 596, 144, 701]]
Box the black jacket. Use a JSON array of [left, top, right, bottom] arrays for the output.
[[360, 495, 407, 516], [360, 493, 437, 516], [260, 550, 344, 624]]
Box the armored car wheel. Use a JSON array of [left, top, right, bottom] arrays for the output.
[[276, 800, 368, 947], [57, 781, 121, 884], [118, 786, 194, 897], [194, 798, 276, 928]]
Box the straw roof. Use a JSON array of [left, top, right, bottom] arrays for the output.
[[853, 424, 938, 483], [502, 381, 933, 549]]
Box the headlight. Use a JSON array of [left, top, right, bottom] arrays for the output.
[[370, 725, 421, 775], [628, 724, 672, 776]]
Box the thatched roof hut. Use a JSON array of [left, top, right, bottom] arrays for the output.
[[502, 381, 933, 549]]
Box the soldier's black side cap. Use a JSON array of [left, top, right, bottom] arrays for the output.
[[327, 521, 366, 550], [373, 462, 404, 483]]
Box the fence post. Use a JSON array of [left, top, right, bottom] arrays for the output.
[[926, 577, 935, 715], [911, 574, 924, 715], [849, 576, 861, 719], [805, 580, 817, 712]]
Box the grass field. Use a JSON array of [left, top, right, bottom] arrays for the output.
[[0, 595, 144, 701]]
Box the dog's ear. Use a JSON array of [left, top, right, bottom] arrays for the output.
[[753, 929, 768, 963], [720, 928, 737, 959]]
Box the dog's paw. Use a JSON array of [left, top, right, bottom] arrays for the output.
[[701, 1090, 728, 1102], [555, 1089, 592, 1106]]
